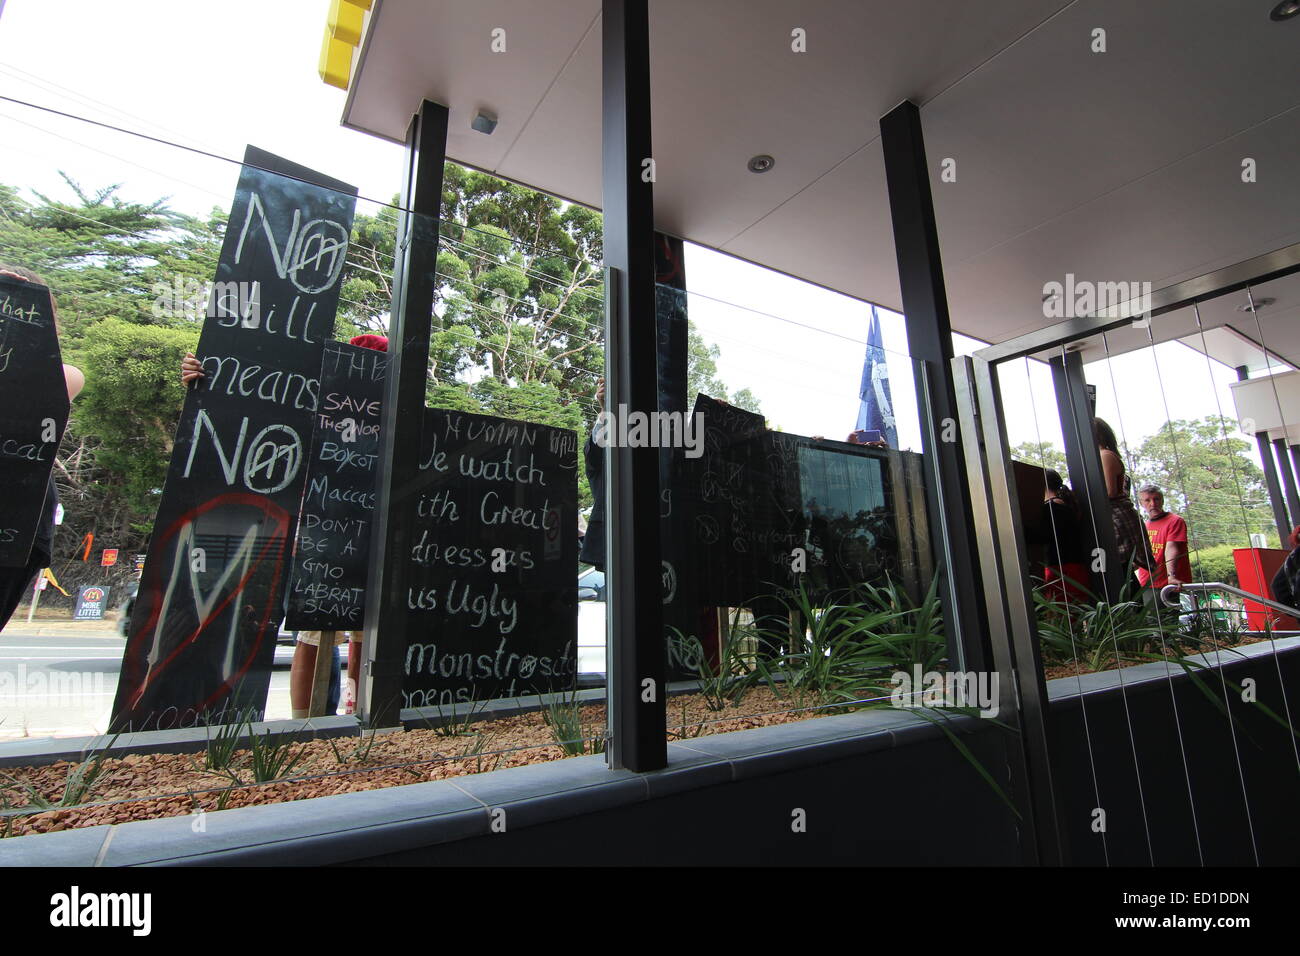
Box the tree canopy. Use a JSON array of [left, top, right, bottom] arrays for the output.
[[1012, 417, 1279, 550], [0, 163, 759, 600]]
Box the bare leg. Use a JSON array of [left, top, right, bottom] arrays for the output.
[[289, 641, 318, 717], [345, 640, 362, 714]]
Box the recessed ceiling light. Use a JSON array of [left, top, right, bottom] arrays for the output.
[[471, 110, 498, 134], [1237, 297, 1276, 312], [1271, 0, 1300, 21], [747, 154, 775, 173]]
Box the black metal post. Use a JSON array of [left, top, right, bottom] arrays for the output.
[[361, 100, 447, 729], [1290, 445, 1300, 528], [1274, 437, 1300, 534], [879, 100, 988, 672], [1236, 366, 1290, 538], [954, 356, 1060, 863], [602, 0, 666, 771], [957, 355, 1066, 864], [1050, 352, 1120, 596]]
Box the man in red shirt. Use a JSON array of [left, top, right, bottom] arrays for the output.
[[1136, 484, 1193, 590]]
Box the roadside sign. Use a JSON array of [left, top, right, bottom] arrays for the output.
[[101, 549, 119, 567], [134, 553, 147, 572], [72, 585, 111, 620], [36, 575, 48, 591]]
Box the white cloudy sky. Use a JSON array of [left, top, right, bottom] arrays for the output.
[[0, 0, 1265, 484]]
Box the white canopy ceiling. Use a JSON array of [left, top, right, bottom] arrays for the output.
[[342, 0, 1300, 362]]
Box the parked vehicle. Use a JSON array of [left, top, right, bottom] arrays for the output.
[[578, 566, 606, 676], [116, 580, 140, 637]]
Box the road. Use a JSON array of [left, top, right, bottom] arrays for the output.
[[0, 623, 314, 741]]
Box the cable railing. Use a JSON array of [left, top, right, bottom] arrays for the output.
[[1160, 582, 1300, 621]]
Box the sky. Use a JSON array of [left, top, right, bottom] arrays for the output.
[[0, 0, 1270, 486]]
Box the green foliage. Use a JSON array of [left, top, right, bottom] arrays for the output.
[[0, 733, 120, 810], [326, 724, 381, 766], [1033, 579, 1298, 747], [426, 691, 490, 738], [539, 687, 603, 756], [667, 700, 706, 740], [1014, 419, 1278, 551], [0, 178, 221, 598], [1191, 543, 1240, 588], [1010, 440, 1069, 485], [0, 162, 757, 581], [1033, 577, 1195, 671], [668, 607, 760, 712], [686, 323, 762, 412], [245, 728, 307, 784], [458, 733, 503, 774], [755, 576, 941, 709], [0, 175, 222, 342], [1130, 417, 1277, 549], [72, 318, 197, 532], [203, 710, 253, 772]]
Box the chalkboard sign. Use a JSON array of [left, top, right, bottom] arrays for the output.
[[677, 395, 776, 605], [284, 341, 386, 630], [0, 277, 69, 568], [401, 408, 578, 708], [112, 148, 357, 731], [677, 394, 930, 608]]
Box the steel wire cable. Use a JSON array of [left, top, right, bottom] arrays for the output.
[[0, 93, 593, 266], [1098, 329, 1209, 864], [1018, 355, 1110, 864], [1054, 340, 1157, 864], [1189, 299, 1282, 598], [1238, 285, 1300, 777], [1128, 324, 1237, 867]]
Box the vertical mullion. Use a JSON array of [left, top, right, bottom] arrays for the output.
[[1050, 351, 1119, 596], [1237, 366, 1291, 537], [602, 0, 666, 771], [879, 100, 988, 674], [1273, 437, 1300, 529], [361, 100, 447, 729], [970, 355, 1068, 864]]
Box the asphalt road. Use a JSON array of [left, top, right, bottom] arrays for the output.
[[0, 625, 312, 741]]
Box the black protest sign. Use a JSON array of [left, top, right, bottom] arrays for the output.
[[285, 341, 386, 631], [0, 278, 69, 568], [679, 395, 928, 608], [678, 394, 771, 606], [111, 148, 356, 732], [402, 408, 577, 708]]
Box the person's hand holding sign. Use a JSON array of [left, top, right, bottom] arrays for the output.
[[181, 352, 205, 384]]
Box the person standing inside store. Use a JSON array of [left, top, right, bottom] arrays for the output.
[[1094, 417, 1155, 586], [1040, 470, 1089, 603], [1135, 484, 1192, 594], [579, 377, 607, 571], [0, 265, 86, 630], [1270, 525, 1300, 621]]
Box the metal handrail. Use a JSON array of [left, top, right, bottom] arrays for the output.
[[1160, 582, 1300, 620]]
